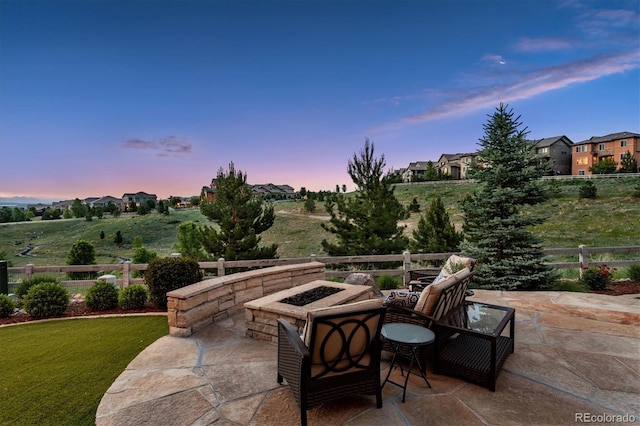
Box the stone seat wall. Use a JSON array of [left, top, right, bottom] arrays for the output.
[[166, 262, 326, 337]]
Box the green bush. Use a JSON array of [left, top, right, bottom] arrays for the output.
[[552, 280, 587, 292], [15, 275, 61, 299], [132, 246, 158, 278], [627, 264, 640, 282], [0, 294, 16, 317], [85, 281, 119, 311], [23, 283, 69, 318], [580, 264, 615, 291], [67, 240, 98, 280], [145, 257, 203, 309], [119, 285, 149, 310], [579, 180, 597, 199], [376, 274, 401, 290]]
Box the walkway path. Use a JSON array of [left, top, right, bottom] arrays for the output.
[[96, 290, 640, 426]]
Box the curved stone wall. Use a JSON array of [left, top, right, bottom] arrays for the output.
[[166, 262, 326, 337]]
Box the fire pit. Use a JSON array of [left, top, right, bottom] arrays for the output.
[[244, 280, 377, 342], [279, 286, 344, 306]]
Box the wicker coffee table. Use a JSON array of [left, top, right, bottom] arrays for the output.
[[434, 302, 515, 391]]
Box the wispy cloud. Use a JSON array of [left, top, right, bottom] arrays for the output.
[[371, 1, 639, 132], [514, 37, 572, 52], [390, 49, 639, 125], [122, 136, 192, 157]]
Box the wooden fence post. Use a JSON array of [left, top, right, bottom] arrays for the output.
[[217, 258, 225, 277], [25, 264, 35, 281], [403, 251, 412, 286], [122, 261, 131, 288], [578, 245, 589, 277]]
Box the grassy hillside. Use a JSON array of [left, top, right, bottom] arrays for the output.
[[1, 177, 638, 268]]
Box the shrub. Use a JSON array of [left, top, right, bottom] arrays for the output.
[[119, 285, 149, 310], [0, 294, 16, 317], [67, 240, 98, 279], [85, 281, 119, 311], [552, 280, 587, 292], [376, 274, 401, 290], [580, 264, 615, 291], [627, 264, 640, 282], [15, 275, 61, 299], [579, 180, 597, 199], [145, 257, 203, 309], [132, 246, 158, 278], [23, 283, 69, 318]]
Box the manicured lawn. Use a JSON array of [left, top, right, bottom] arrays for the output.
[[0, 316, 168, 426]]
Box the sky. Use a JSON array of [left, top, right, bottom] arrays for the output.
[[1, 0, 639, 201]]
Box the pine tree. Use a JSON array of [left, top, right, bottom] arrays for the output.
[[198, 162, 278, 261], [461, 104, 552, 290], [409, 197, 462, 255], [321, 139, 409, 256]]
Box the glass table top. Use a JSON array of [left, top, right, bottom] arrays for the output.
[[437, 302, 513, 335], [381, 323, 435, 345]]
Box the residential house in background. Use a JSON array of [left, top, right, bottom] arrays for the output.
[[251, 183, 296, 199], [572, 131, 640, 175], [401, 161, 430, 182], [202, 179, 296, 203], [532, 135, 574, 175], [436, 153, 477, 180], [122, 192, 157, 208], [52, 199, 74, 210], [91, 196, 123, 210]]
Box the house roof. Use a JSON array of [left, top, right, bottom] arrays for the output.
[[406, 161, 432, 171], [574, 131, 640, 146], [533, 135, 574, 148], [93, 196, 122, 204], [122, 192, 157, 198], [437, 153, 475, 162]]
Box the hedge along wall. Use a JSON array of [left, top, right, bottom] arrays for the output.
[[166, 262, 326, 337]]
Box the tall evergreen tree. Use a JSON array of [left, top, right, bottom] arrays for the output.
[[198, 163, 278, 260], [409, 197, 462, 255], [321, 139, 409, 256], [461, 104, 552, 290]]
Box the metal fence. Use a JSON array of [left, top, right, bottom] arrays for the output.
[[4, 244, 639, 293]]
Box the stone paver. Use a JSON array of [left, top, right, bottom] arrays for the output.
[[96, 291, 640, 426]]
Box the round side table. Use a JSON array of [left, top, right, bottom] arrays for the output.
[[381, 323, 435, 403]]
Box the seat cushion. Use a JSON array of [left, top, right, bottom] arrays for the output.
[[303, 299, 384, 378], [302, 298, 383, 348], [414, 268, 470, 316]]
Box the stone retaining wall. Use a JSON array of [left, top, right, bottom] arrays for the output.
[[166, 262, 326, 337]]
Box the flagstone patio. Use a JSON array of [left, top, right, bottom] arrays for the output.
[[96, 290, 640, 426]]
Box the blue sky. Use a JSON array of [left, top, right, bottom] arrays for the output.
[[1, 0, 638, 200]]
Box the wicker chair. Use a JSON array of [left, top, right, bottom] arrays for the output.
[[383, 268, 474, 362], [277, 299, 386, 426], [409, 254, 476, 292]]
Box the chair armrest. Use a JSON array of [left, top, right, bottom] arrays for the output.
[[277, 319, 310, 358], [383, 305, 435, 329]]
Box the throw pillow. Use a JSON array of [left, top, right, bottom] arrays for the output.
[[382, 291, 420, 309]]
